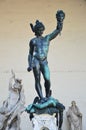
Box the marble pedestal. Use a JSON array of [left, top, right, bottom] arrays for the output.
[[31, 114, 58, 130]]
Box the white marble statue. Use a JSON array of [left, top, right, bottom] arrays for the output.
[[0, 70, 25, 130], [66, 101, 82, 130]]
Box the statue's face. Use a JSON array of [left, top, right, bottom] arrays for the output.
[[13, 79, 22, 90], [36, 27, 44, 36], [56, 10, 65, 22], [59, 14, 64, 22], [58, 14, 64, 22], [71, 101, 76, 106]]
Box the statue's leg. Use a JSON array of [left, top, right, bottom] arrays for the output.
[[55, 112, 59, 127], [33, 64, 43, 99], [56, 103, 65, 130], [41, 61, 51, 98], [58, 111, 63, 129]]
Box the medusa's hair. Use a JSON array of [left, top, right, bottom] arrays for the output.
[[56, 10, 65, 22]]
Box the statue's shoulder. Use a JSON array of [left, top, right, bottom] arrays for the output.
[[44, 34, 49, 40], [30, 37, 37, 45]]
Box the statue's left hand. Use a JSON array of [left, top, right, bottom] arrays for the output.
[[27, 67, 32, 72], [57, 22, 63, 31]]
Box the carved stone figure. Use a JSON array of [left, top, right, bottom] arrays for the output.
[[66, 101, 82, 130], [27, 10, 65, 101], [0, 70, 25, 130]]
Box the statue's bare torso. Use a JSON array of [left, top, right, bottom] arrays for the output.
[[30, 36, 50, 60]]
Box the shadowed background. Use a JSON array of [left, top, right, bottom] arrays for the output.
[[0, 0, 86, 129]]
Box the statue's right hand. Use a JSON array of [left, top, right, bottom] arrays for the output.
[[27, 67, 32, 72]]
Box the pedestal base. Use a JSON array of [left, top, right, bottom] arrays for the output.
[[26, 96, 65, 130], [31, 114, 58, 130]]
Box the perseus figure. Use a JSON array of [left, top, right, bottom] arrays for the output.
[[27, 10, 65, 101]]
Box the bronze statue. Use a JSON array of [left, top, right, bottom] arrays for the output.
[[27, 10, 65, 102]]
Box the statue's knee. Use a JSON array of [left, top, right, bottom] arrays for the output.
[[35, 75, 40, 82]]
